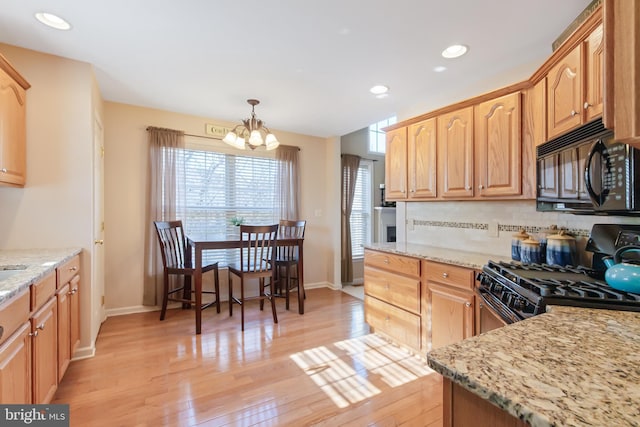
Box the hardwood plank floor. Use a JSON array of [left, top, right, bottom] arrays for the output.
[[53, 288, 443, 426]]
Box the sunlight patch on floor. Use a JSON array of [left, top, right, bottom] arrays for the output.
[[290, 334, 434, 408]]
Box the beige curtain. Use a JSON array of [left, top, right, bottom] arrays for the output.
[[341, 154, 360, 284], [275, 145, 300, 220], [143, 127, 185, 306]]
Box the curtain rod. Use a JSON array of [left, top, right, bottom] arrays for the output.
[[341, 154, 379, 162]]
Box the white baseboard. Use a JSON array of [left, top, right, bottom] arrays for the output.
[[71, 344, 96, 361]]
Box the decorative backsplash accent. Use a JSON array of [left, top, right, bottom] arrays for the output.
[[414, 220, 488, 230], [414, 220, 590, 237]]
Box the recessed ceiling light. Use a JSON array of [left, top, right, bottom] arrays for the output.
[[370, 85, 389, 95], [433, 66, 448, 73], [34, 12, 71, 30], [442, 44, 468, 59]]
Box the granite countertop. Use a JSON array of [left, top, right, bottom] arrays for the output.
[[366, 242, 512, 270], [0, 248, 82, 305], [427, 306, 640, 427]]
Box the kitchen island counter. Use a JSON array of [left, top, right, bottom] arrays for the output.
[[427, 306, 640, 426]]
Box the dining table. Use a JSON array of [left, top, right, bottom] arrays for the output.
[[186, 234, 305, 334]]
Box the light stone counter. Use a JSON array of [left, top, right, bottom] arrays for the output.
[[427, 306, 640, 427], [365, 242, 512, 270], [0, 248, 82, 305]]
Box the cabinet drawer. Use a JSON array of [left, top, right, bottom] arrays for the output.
[[0, 289, 30, 347], [424, 261, 475, 291], [31, 271, 56, 312], [364, 267, 420, 314], [57, 255, 80, 288], [365, 295, 421, 350], [365, 250, 420, 278]]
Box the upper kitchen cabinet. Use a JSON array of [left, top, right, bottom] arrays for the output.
[[474, 92, 522, 197], [0, 53, 30, 187], [546, 11, 605, 140], [606, 0, 640, 147], [437, 106, 474, 199], [385, 127, 408, 200], [408, 118, 437, 199]]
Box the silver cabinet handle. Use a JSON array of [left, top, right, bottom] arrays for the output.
[[1, 168, 6, 173], [570, 110, 578, 117], [465, 302, 471, 308], [70, 266, 78, 271], [30, 330, 38, 337], [442, 272, 449, 278], [383, 258, 389, 264], [36, 323, 45, 331], [478, 184, 484, 190], [584, 102, 592, 110]]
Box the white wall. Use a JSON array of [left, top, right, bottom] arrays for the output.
[[0, 44, 101, 357], [103, 102, 338, 312]]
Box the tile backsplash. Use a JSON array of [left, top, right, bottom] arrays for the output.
[[404, 200, 640, 266]]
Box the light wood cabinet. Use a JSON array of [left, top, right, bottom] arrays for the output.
[[425, 261, 475, 350], [474, 92, 522, 197], [31, 296, 57, 404], [438, 107, 474, 199], [547, 22, 605, 140], [0, 322, 32, 403], [57, 255, 81, 361], [443, 378, 528, 427], [0, 288, 31, 403], [408, 118, 437, 199], [57, 284, 71, 382], [385, 127, 408, 200], [0, 54, 30, 187], [364, 250, 422, 351]]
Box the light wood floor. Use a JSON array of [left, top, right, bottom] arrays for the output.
[[53, 288, 443, 426]]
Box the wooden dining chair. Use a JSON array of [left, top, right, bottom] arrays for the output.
[[228, 224, 279, 331], [274, 220, 306, 311], [153, 220, 220, 320]]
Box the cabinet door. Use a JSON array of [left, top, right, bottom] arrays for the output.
[[547, 45, 583, 139], [538, 154, 559, 199], [584, 23, 604, 121], [577, 144, 591, 200], [0, 322, 32, 403], [0, 67, 27, 186], [32, 297, 57, 404], [559, 148, 579, 199], [438, 107, 474, 198], [429, 282, 474, 350], [57, 284, 71, 382], [385, 127, 408, 200], [408, 118, 437, 199], [69, 275, 81, 356], [475, 92, 522, 197]]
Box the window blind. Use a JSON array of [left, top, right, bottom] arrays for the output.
[[350, 162, 372, 258]]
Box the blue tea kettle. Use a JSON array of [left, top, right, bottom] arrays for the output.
[[603, 246, 640, 294]]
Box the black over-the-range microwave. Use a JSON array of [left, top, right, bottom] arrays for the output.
[[536, 118, 640, 215]]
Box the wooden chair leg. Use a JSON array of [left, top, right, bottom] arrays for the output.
[[285, 265, 291, 311], [259, 277, 265, 311], [214, 265, 220, 314], [183, 275, 192, 309], [240, 276, 245, 331], [229, 274, 233, 317], [160, 272, 170, 320], [270, 277, 278, 324]]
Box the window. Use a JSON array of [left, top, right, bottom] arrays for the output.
[[176, 148, 278, 265], [350, 160, 372, 258], [368, 116, 397, 154]]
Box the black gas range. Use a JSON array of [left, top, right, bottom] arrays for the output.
[[477, 261, 640, 324]]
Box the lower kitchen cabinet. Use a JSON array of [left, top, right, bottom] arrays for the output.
[[425, 261, 475, 350], [57, 283, 71, 382], [31, 296, 57, 404], [57, 255, 81, 380], [0, 321, 31, 403], [364, 250, 422, 351], [443, 378, 527, 427]]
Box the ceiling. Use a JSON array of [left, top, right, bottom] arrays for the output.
[[0, 0, 591, 138]]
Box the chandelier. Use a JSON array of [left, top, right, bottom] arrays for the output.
[[222, 99, 280, 150]]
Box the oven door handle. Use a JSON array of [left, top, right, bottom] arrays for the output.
[[478, 288, 522, 325]]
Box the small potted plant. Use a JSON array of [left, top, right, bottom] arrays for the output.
[[230, 216, 244, 226]]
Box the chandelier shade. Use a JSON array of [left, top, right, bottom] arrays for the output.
[[222, 99, 280, 150]]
